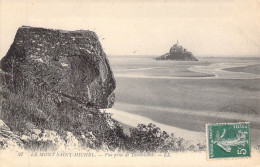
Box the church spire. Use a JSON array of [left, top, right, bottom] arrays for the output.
[[177, 40, 179, 45]]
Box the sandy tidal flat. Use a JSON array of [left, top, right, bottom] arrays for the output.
[[107, 56, 260, 145]]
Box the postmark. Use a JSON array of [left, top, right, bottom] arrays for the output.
[[206, 122, 250, 159]]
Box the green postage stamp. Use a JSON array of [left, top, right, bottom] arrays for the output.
[[206, 122, 250, 159]]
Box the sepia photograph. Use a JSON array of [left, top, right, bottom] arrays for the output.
[[0, 0, 260, 166]]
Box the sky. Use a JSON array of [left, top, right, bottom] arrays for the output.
[[1, 0, 260, 58]]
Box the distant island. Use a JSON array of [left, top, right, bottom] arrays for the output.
[[156, 41, 198, 61]]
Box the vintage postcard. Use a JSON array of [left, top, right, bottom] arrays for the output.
[[0, 0, 260, 166]]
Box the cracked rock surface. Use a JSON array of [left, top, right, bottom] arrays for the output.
[[0, 26, 121, 151], [1, 26, 116, 109]]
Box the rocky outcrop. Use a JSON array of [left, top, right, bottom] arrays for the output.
[[1, 26, 115, 108], [156, 41, 198, 61], [0, 26, 123, 151]]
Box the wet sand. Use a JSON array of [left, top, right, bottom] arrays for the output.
[[224, 64, 260, 75], [108, 57, 260, 145]]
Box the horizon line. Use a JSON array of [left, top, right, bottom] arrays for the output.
[[107, 54, 260, 58]]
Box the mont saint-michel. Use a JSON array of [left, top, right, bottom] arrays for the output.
[[156, 41, 198, 61]]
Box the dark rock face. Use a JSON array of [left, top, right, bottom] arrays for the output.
[[0, 26, 123, 151], [156, 41, 198, 61], [1, 26, 115, 108]]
